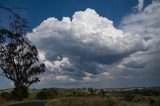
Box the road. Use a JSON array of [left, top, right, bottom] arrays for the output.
[[8, 101, 46, 106]]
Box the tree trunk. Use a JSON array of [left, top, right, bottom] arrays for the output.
[[11, 82, 29, 101]]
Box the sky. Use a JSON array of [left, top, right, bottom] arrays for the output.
[[0, 0, 160, 89]]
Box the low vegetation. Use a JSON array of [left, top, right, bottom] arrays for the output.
[[45, 97, 151, 106], [0, 87, 160, 106]]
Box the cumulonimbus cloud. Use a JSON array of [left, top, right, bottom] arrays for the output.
[[27, 8, 146, 85]]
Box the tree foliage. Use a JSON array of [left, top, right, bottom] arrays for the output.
[[0, 6, 45, 100], [0, 16, 45, 87]]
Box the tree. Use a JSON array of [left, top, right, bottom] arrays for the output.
[[0, 8, 45, 100], [88, 88, 96, 95], [99, 89, 105, 97]]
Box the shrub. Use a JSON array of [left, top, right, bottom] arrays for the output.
[[0, 92, 12, 101], [88, 88, 96, 95], [36, 89, 58, 100], [99, 89, 106, 97], [36, 90, 48, 100], [124, 94, 135, 102]]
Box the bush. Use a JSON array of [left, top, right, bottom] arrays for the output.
[[36, 89, 58, 100], [99, 89, 106, 97], [148, 98, 160, 106], [124, 94, 135, 102], [88, 88, 96, 95], [36, 90, 48, 100], [0, 92, 12, 101]]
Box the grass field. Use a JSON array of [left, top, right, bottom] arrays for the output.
[[45, 97, 151, 106], [0, 87, 160, 106]]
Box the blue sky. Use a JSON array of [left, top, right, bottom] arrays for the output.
[[1, 0, 151, 28], [1, 0, 160, 89]]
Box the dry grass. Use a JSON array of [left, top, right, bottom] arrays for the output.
[[45, 97, 149, 106], [0, 97, 8, 106], [1, 88, 160, 106], [0, 92, 37, 106]]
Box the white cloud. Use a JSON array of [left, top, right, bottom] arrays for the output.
[[27, 8, 146, 66], [38, 52, 71, 72], [51, 57, 71, 72], [27, 8, 147, 86], [120, 1, 160, 64], [39, 74, 75, 82], [76, 1, 160, 87], [121, 1, 160, 40], [55, 75, 76, 82], [134, 0, 144, 12], [120, 1, 160, 69], [117, 64, 125, 70], [82, 72, 94, 82], [117, 0, 160, 87], [82, 76, 92, 82]]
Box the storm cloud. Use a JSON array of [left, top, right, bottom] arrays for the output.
[[27, 8, 146, 84], [26, 0, 160, 88]]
